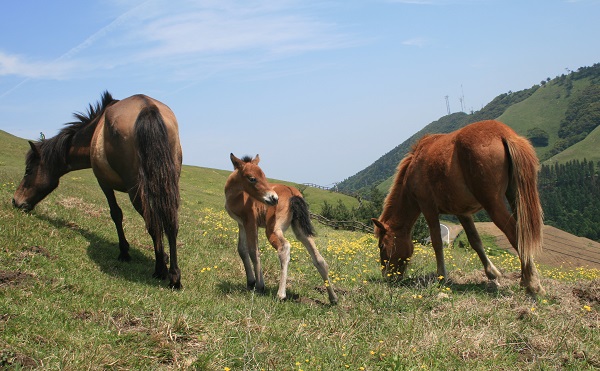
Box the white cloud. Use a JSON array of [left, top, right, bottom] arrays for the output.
[[0, 52, 77, 79]]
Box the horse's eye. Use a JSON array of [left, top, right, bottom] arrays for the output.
[[248, 176, 257, 184], [378, 243, 384, 250]]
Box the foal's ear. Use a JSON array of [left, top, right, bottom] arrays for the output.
[[371, 218, 387, 232], [28, 141, 40, 157], [230, 153, 244, 170], [252, 154, 260, 165]]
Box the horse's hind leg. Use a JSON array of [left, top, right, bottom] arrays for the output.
[[292, 227, 338, 304], [100, 186, 130, 262], [129, 192, 169, 280], [165, 223, 181, 289], [457, 215, 502, 284]]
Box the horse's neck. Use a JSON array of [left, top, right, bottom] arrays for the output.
[[381, 176, 418, 233], [66, 123, 95, 171]]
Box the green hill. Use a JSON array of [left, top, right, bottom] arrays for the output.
[[340, 63, 600, 195]]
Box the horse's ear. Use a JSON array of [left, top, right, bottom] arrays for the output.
[[28, 141, 40, 157], [371, 218, 387, 232], [252, 154, 260, 165], [230, 153, 244, 170]]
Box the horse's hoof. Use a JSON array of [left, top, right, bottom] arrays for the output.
[[169, 281, 182, 290], [118, 252, 132, 262]]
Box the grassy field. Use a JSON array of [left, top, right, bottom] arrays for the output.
[[1, 133, 599, 370]]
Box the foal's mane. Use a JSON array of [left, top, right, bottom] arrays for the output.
[[29, 91, 118, 168], [241, 155, 253, 163]]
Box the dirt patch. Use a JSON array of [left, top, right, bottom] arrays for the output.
[[0, 349, 37, 369], [572, 279, 600, 304], [57, 196, 105, 217], [0, 270, 34, 287], [19, 245, 54, 261]]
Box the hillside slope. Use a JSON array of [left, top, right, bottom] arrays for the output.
[[340, 63, 600, 195]]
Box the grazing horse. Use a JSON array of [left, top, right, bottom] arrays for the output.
[[224, 154, 338, 304], [12, 91, 183, 289], [372, 120, 544, 296]]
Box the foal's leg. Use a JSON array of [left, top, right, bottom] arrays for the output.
[[236, 224, 257, 290], [100, 186, 130, 262], [292, 226, 338, 304], [244, 221, 265, 293], [267, 228, 291, 301], [457, 215, 501, 283]]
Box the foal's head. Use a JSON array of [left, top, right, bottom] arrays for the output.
[[230, 153, 278, 206], [371, 218, 414, 280], [13, 141, 62, 212]]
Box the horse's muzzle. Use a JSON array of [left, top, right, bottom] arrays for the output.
[[12, 198, 33, 212], [264, 194, 279, 206]]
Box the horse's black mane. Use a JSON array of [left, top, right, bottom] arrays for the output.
[[29, 91, 118, 169], [241, 155, 253, 163]]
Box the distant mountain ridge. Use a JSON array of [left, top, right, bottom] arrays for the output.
[[338, 63, 600, 195]]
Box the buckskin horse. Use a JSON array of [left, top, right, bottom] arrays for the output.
[[224, 153, 338, 304], [12, 91, 183, 289], [372, 120, 544, 297]]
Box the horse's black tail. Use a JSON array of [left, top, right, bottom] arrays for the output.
[[134, 105, 180, 237], [290, 196, 315, 237]]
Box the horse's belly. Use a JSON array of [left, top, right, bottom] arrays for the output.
[[90, 122, 128, 191]]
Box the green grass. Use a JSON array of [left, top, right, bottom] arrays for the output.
[[1, 132, 600, 370]]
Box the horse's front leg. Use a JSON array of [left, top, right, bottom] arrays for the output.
[[424, 214, 447, 279], [100, 186, 130, 262]]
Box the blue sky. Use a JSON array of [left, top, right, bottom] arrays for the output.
[[1, 0, 599, 186]]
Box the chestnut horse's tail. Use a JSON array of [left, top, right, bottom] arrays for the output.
[[503, 135, 543, 267], [290, 196, 315, 237], [134, 105, 180, 237]]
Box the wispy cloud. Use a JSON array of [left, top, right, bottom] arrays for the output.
[[402, 37, 429, 47], [0, 0, 355, 83]]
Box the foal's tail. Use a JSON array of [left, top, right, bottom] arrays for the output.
[[290, 196, 315, 237], [134, 105, 180, 237], [504, 135, 543, 267]]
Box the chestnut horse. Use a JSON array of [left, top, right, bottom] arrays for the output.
[[224, 154, 338, 304], [12, 92, 183, 289], [372, 120, 544, 296]]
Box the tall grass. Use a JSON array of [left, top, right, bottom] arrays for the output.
[[1, 139, 599, 370]]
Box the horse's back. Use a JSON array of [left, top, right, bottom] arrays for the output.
[[408, 120, 515, 214], [90, 94, 181, 191]]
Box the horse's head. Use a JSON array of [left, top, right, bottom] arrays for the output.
[[13, 141, 60, 212], [372, 218, 414, 280], [230, 153, 278, 206]]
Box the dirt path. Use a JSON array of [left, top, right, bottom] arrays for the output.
[[452, 222, 600, 270]]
